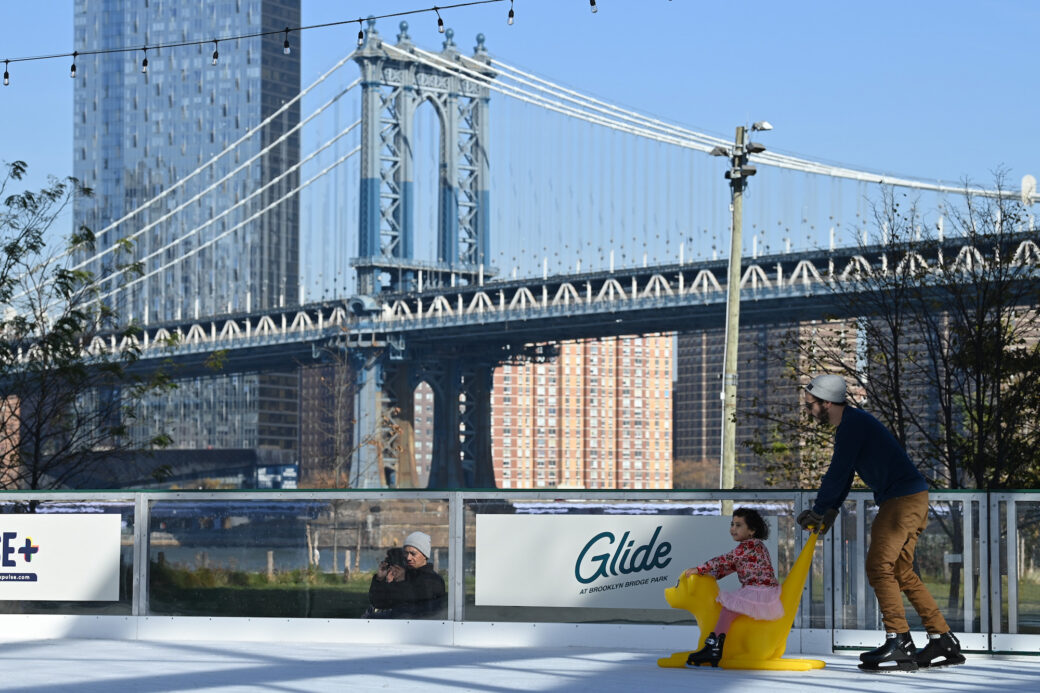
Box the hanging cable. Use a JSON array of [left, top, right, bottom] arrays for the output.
[[75, 75, 360, 286], [60, 60, 358, 279], [96, 145, 361, 305], [13, 52, 364, 308], [475, 51, 1024, 201]]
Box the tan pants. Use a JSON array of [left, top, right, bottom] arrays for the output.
[[865, 490, 950, 634]]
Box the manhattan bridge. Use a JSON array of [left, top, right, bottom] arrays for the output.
[[67, 20, 1040, 489]]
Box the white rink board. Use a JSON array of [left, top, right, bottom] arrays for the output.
[[0, 513, 121, 601], [476, 515, 777, 609]]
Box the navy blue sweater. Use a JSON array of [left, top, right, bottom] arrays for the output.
[[812, 406, 928, 514]]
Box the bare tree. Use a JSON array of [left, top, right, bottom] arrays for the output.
[[0, 161, 175, 491], [741, 176, 1040, 616]]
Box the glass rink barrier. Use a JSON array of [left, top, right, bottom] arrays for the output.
[[0, 489, 1036, 655]]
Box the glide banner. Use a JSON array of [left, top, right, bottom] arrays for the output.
[[0, 514, 122, 601], [475, 514, 777, 609]]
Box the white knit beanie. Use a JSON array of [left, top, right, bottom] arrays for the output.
[[805, 374, 847, 403], [403, 531, 432, 558]]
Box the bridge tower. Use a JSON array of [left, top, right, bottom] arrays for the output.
[[349, 20, 496, 488]]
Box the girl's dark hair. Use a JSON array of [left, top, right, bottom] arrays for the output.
[[733, 507, 769, 540]]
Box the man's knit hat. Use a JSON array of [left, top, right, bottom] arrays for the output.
[[403, 531, 432, 558], [805, 374, 847, 403]]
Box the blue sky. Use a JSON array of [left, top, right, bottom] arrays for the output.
[[1, 0, 1036, 202]]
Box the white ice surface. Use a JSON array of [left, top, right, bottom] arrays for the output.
[[3, 639, 1040, 692]]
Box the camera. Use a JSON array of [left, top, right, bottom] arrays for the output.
[[384, 547, 406, 568]]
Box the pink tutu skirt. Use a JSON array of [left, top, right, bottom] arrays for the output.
[[717, 585, 783, 621]]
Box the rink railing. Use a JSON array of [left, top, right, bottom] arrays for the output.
[[0, 488, 1036, 655]]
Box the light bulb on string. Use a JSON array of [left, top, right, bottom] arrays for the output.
[[357, 19, 365, 47], [283, 28, 291, 55], [508, 0, 514, 24], [70, 51, 77, 78], [435, 7, 445, 33], [590, 0, 598, 13], [3, 60, 9, 86], [141, 47, 148, 74], [211, 40, 219, 66]]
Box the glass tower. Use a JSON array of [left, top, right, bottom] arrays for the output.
[[72, 0, 302, 454]]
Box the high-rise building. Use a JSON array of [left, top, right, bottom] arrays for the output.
[[673, 324, 792, 489], [72, 0, 302, 456], [491, 335, 673, 489], [673, 329, 723, 486]]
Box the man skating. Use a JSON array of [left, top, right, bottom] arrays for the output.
[[796, 374, 965, 672]]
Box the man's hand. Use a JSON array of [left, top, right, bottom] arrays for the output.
[[798, 507, 840, 532], [796, 509, 823, 532], [386, 564, 405, 583], [797, 508, 840, 534]]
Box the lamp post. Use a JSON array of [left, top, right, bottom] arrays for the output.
[[710, 121, 772, 494]]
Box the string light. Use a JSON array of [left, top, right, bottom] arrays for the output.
[[590, 0, 598, 13], [211, 40, 219, 66], [0, 1, 507, 82], [508, 0, 514, 24], [357, 19, 365, 47]]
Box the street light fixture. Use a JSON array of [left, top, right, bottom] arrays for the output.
[[712, 122, 771, 494]]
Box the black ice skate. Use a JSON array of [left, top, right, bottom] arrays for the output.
[[686, 632, 725, 668], [858, 632, 918, 672], [915, 632, 966, 669]]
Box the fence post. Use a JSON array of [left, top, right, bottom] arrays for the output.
[[449, 491, 465, 622], [986, 491, 999, 637], [795, 491, 811, 630], [1006, 496, 1018, 634], [132, 494, 150, 616], [962, 498, 974, 634]]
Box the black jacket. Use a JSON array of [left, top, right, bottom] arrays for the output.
[[366, 563, 446, 618]]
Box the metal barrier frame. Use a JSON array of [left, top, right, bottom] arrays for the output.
[[0, 488, 1037, 654]]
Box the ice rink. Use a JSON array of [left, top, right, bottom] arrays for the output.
[[3, 638, 1040, 692]]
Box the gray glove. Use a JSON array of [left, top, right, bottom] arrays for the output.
[[797, 508, 839, 534], [796, 509, 822, 532]]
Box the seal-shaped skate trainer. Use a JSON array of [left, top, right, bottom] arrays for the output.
[[657, 531, 825, 672]]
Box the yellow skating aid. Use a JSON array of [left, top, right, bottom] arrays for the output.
[[657, 531, 826, 672]]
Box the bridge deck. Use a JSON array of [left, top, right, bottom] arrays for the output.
[[4, 637, 1038, 692]]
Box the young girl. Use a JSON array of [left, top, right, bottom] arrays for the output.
[[683, 508, 783, 666]]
